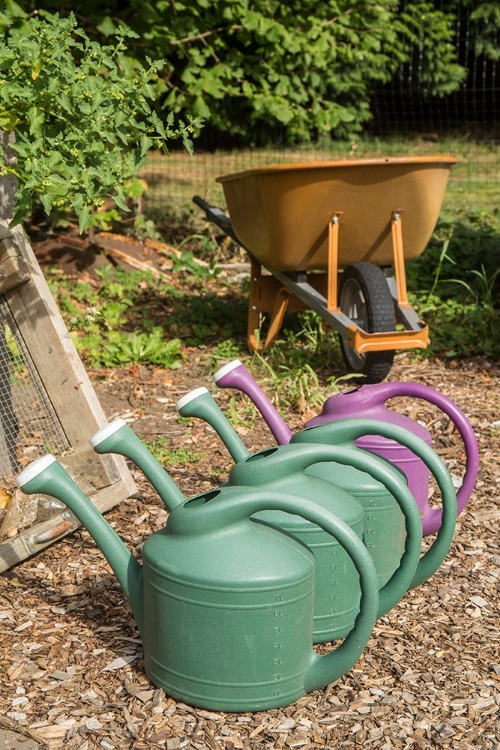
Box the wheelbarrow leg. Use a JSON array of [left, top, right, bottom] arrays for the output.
[[390, 210, 429, 334], [391, 210, 409, 307], [327, 212, 342, 311], [263, 287, 291, 349], [248, 258, 263, 350], [248, 258, 291, 350]]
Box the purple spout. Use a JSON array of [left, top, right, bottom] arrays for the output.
[[214, 360, 293, 445]]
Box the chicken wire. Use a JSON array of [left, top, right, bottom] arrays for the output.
[[0, 295, 69, 491]]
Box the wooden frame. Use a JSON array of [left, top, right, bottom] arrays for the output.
[[0, 142, 136, 571]]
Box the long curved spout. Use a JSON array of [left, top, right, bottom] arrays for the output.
[[176, 387, 250, 463], [214, 360, 293, 445], [16, 455, 144, 635], [91, 420, 185, 511]]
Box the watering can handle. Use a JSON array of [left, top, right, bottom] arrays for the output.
[[172, 486, 379, 691], [292, 423, 457, 589], [368, 382, 479, 533]]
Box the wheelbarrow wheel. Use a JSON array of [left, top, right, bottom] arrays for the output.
[[339, 262, 396, 383]]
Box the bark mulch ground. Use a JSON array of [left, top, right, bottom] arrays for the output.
[[0, 233, 498, 748], [0, 352, 498, 749]]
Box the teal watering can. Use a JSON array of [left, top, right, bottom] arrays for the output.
[[16, 454, 379, 712], [176, 388, 457, 640]]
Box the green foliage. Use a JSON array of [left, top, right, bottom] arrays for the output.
[[7, 1, 499, 146], [90, 327, 184, 369], [470, 1, 500, 61], [131, 0, 467, 143], [395, 2, 466, 96], [11, 0, 473, 145], [48, 265, 185, 369], [408, 210, 500, 301], [0, 8, 201, 230], [171, 248, 222, 280], [408, 210, 500, 360], [163, 0, 407, 142]]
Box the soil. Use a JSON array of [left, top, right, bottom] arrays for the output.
[[0, 234, 498, 749]]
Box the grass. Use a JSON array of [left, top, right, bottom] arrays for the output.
[[141, 136, 500, 232]]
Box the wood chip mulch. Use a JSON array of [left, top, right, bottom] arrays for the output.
[[0, 354, 498, 749]]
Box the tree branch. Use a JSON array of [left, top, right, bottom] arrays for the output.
[[170, 24, 242, 46]]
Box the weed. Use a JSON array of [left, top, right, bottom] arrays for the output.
[[209, 338, 245, 363], [224, 395, 258, 430], [142, 437, 203, 467], [86, 329, 184, 370], [49, 265, 186, 369], [248, 328, 351, 416], [447, 264, 500, 311], [171, 248, 222, 280]]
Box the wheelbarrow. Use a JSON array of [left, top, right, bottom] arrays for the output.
[[193, 156, 457, 382]]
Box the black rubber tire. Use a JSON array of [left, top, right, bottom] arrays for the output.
[[338, 262, 396, 383]]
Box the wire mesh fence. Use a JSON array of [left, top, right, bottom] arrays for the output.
[[0, 297, 69, 490], [141, 2, 499, 224], [141, 138, 499, 224]]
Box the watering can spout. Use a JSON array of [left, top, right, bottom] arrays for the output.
[[90, 419, 185, 511], [16, 455, 144, 634], [214, 360, 293, 445], [176, 387, 250, 463]]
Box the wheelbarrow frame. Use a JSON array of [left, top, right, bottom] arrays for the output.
[[193, 196, 428, 352]]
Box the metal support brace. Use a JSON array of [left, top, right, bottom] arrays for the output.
[[327, 212, 342, 311]]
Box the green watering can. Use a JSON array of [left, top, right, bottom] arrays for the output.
[[90, 411, 420, 642], [176, 388, 457, 639], [16, 454, 379, 712]]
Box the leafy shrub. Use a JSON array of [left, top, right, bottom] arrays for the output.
[[0, 8, 201, 230]]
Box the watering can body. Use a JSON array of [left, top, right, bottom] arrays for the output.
[[142, 498, 319, 710], [226, 448, 366, 642], [16, 455, 380, 712], [214, 361, 478, 535], [304, 456, 405, 588]]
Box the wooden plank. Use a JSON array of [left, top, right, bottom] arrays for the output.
[[2, 223, 118, 450], [0, 224, 136, 571], [1, 222, 136, 495], [0, 229, 31, 295]]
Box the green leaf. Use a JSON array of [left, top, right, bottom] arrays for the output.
[[26, 106, 44, 136], [192, 96, 211, 119], [97, 16, 117, 37]]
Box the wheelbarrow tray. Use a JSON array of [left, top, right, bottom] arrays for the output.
[[216, 156, 457, 272]]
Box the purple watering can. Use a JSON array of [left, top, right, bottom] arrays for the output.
[[214, 361, 479, 536]]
